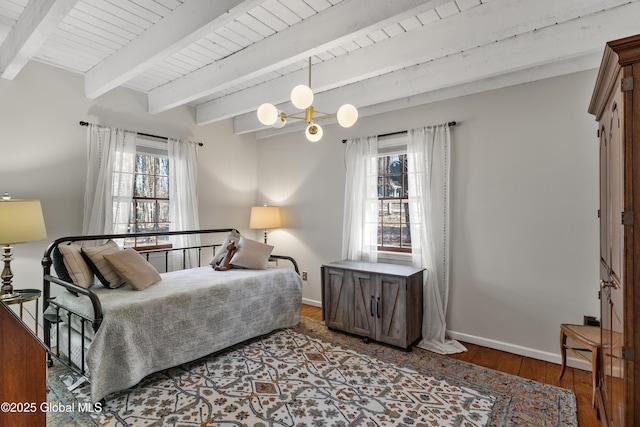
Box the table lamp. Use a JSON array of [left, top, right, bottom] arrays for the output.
[[0, 194, 47, 299], [249, 205, 282, 244]]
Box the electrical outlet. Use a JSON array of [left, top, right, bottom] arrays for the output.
[[302, 271, 308, 280]]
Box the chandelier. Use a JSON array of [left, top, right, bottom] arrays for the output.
[[256, 58, 358, 142]]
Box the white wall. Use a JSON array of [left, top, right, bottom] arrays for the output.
[[0, 61, 257, 335], [0, 59, 600, 368], [257, 69, 600, 366]]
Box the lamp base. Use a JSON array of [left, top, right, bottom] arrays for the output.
[[0, 292, 19, 300], [1, 245, 15, 300]]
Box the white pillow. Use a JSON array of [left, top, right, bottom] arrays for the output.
[[230, 236, 274, 270], [210, 230, 241, 267]]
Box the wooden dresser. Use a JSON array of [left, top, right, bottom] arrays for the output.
[[588, 33, 640, 426], [0, 300, 47, 426], [321, 260, 423, 350]]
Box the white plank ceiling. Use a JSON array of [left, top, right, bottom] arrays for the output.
[[0, 0, 639, 138]]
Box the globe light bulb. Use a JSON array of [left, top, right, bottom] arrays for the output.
[[305, 123, 323, 142], [336, 104, 358, 128], [291, 85, 314, 109], [257, 103, 278, 126], [273, 112, 287, 129]]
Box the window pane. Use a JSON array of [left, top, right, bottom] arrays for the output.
[[136, 154, 153, 174], [135, 174, 153, 197], [381, 200, 401, 247], [157, 201, 170, 222], [387, 155, 402, 173], [136, 200, 156, 223], [401, 224, 412, 248], [401, 200, 410, 225], [155, 176, 169, 198], [156, 157, 169, 176], [385, 174, 403, 197]]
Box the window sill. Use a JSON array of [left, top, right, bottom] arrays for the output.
[[377, 250, 414, 266]]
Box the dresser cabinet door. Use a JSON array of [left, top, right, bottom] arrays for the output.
[[324, 268, 350, 331], [351, 272, 375, 337], [375, 274, 407, 348]]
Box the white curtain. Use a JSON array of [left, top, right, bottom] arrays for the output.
[[168, 138, 201, 268], [407, 124, 466, 354], [342, 136, 379, 262], [83, 124, 136, 236]]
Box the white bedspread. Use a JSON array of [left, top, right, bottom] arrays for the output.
[[52, 266, 302, 402]]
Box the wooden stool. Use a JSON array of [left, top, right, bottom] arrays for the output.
[[559, 323, 601, 407]]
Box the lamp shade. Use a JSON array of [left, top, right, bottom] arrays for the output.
[[249, 206, 282, 229], [0, 199, 47, 244]]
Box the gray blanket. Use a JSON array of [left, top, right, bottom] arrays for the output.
[[53, 266, 302, 402]]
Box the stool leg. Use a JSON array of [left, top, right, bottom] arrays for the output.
[[559, 329, 568, 381]]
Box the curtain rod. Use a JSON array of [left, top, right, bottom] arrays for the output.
[[78, 121, 203, 147], [341, 121, 457, 143]]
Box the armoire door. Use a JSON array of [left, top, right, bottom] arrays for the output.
[[599, 89, 625, 426]]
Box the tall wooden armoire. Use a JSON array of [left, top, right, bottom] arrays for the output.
[[0, 301, 47, 426], [589, 34, 640, 426]]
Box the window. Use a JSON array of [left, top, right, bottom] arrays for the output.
[[377, 150, 411, 253], [114, 138, 171, 249]]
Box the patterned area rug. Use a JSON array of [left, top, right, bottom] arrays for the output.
[[47, 317, 577, 426]]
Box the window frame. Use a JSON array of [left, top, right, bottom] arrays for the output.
[[377, 136, 412, 254], [126, 137, 172, 251]]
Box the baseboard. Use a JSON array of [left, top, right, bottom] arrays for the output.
[[448, 330, 593, 372], [301, 298, 322, 308]]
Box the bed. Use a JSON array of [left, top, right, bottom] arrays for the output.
[[42, 228, 303, 403]]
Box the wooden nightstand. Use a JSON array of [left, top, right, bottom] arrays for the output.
[[1, 288, 41, 335]]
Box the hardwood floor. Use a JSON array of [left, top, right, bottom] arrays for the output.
[[301, 304, 599, 427]]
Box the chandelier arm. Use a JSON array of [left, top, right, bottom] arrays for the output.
[[312, 111, 337, 118], [285, 112, 307, 120]]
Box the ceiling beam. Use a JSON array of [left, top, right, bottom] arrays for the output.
[[147, 0, 451, 114], [0, 0, 79, 80], [233, 0, 640, 135], [84, 0, 262, 99], [197, 0, 631, 125]]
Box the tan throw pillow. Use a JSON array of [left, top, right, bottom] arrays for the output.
[[230, 236, 274, 270], [81, 240, 124, 289], [58, 243, 94, 289], [103, 248, 162, 291]]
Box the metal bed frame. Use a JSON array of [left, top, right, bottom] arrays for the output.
[[41, 228, 299, 380]]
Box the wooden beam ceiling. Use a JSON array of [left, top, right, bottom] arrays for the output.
[[0, 0, 638, 138], [0, 0, 79, 79]]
